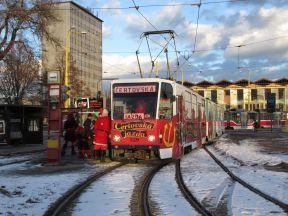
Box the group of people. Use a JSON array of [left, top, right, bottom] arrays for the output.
[[61, 108, 111, 161]]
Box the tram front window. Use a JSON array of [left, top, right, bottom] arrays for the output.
[[112, 83, 158, 120], [231, 112, 241, 124]]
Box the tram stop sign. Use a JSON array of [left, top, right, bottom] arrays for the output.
[[267, 94, 276, 113]]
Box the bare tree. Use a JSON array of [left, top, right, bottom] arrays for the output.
[[0, 41, 40, 104], [0, 0, 60, 60]]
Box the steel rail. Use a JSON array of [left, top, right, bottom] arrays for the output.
[[203, 145, 288, 211], [0, 149, 46, 157], [44, 161, 128, 216], [139, 160, 171, 216], [0, 159, 31, 167], [175, 159, 212, 216]]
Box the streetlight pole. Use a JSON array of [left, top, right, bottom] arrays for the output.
[[248, 70, 251, 111], [64, 27, 87, 108]]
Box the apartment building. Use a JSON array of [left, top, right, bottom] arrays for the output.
[[42, 1, 103, 98]]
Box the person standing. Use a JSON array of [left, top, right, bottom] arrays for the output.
[[84, 113, 94, 140], [83, 113, 94, 157], [62, 113, 78, 156], [93, 108, 111, 161]]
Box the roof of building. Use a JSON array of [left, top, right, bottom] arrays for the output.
[[274, 77, 288, 85], [216, 80, 233, 87], [196, 80, 214, 87], [55, 1, 103, 23], [254, 78, 273, 85], [184, 77, 288, 88]]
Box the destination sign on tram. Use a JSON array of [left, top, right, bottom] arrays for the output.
[[114, 85, 156, 93]]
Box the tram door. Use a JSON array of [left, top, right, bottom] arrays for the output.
[[241, 112, 248, 128], [176, 95, 184, 145], [273, 112, 281, 128]]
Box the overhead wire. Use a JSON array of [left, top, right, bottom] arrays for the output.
[[103, 61, 132, 74], [66, 34, 288, 56], [0, 0, 247, 12]]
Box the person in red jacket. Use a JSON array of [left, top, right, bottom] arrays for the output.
[[93, 108, 110, 161]]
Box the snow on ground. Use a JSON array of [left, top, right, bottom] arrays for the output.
[[0, 160, 118, 216], [214, 134, 288, 165], [149, 163, 198, 216], [0, 153, 44, 166], [181, 149, 285, 215], [71, 164, 151, 216], [209, 135, 288, 204]]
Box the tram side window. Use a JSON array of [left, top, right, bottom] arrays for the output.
[[159, 83, 173, 119]]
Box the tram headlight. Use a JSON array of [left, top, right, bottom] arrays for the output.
[[148, 135, 155, 142], [113, 135, 121, 142]]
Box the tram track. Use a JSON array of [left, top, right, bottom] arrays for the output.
[[175, 159, 212, 216], [43, 161, 128, 216], [0, 148, 46, 157], [138, 160, 171, 216], [203, 145, 288, 211], [0, 159, 31, 167]]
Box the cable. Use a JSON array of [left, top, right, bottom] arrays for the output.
[[193, 0, 201, 53], [103, 61, 133, 74], [66, 34, 288, 56], [0, 0, 247, 12]]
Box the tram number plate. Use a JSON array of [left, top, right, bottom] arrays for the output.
[[130, 138, 139, 142], [124, 113, 144, 120]]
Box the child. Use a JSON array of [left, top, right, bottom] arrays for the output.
[[75, 125, 90, 159]]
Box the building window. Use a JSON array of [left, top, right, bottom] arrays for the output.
[[198, 90, 204, 97], [265, 88, 271, 99], [211, 90, 217, 103], [251, 89, 257, 100], [224, 90, 230, 96], [237, 89, 243, 101], [28, 119, 39, 132], [279, 88, 284, 100]]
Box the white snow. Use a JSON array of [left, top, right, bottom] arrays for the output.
[[209, 135, 288, 204], [71, 164, 151, 216], [214, 134, 288, 166], [0, 159, 118, 216], [149, 163, 198, 216], [0, 153, 44, 166], [181, 149, 286, 215]]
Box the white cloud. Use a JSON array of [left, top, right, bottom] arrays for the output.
[[99, 2, 288, 81], [224, 7, 288, 60], [102, 24, 111, 38], [103, 54, 176, 79]]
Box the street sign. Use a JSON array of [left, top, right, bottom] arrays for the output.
[[267, 93, 276, 113], [47, 71, 60, 84], [89, 98, 103, 109]]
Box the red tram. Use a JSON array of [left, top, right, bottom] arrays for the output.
[[224, 109, 286, 130], [110, 78, 225, 160]]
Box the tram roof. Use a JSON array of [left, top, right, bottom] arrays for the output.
[[111, 78, 176, 85]]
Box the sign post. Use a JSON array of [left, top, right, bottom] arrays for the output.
[[47, 71, 61, 162]]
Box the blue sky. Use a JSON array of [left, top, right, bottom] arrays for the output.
[[74, 0, 288, 83]]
